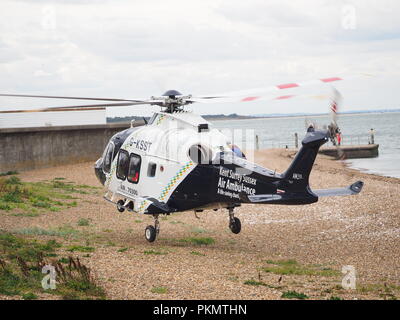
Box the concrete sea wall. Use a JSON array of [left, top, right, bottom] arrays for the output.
[[0, 122, 143, 173]]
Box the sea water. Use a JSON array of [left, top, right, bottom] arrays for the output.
[[210, 112, 400, 179]]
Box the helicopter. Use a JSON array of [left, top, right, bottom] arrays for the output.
[[0, 78, 364, 242]]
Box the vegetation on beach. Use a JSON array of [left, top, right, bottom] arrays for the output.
[[0, 175, 98, 216], [0, 232, 105, 300], [281, 290, 309, 299], [244, 279, 280, 289], [14, 225, 80, 239], [262, 259, 339, 277], [66, 245, 95, 253], [189, 226, 210, 234], [77, 218, 91, 227], [178, 237, 215, 246], [357, 283, 399, 300], [151, 286, 168, 294], [143, 250, 167, 255], [190, 251, 206, 256], [0, 171, 19, 177]]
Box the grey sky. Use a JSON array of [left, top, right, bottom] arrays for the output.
[[0, 0, 399, 117]]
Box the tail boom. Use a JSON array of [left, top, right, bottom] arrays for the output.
[[240, 130, 364, 205]]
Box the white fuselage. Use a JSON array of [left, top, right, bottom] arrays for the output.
[[103, 111, 233, 213]]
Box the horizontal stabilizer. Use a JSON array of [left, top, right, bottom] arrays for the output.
[[242, 192, 315, 205], [312, 181, 364, 197], [242, 180, 363, 204]]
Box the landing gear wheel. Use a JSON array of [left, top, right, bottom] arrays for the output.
[[145, 225, 157, 242], [229, 217, 241, 234], [117, 200, 125, 213], [145, 214, 160, 242]]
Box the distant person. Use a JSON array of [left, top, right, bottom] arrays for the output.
[[369, 128, 375, 144], [230, 144, 246, 159], [336, 128, 342, 146]]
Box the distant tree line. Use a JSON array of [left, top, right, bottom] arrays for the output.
[[106, 113, 258, 123], [107, 116, 149, 123]]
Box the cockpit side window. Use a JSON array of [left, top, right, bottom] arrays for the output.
[[127, 153, 141, 184], [116, 150, 129, 180], [102, 143, 115, 174]]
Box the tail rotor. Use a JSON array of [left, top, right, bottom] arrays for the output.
[[327, 87, 345, 160]]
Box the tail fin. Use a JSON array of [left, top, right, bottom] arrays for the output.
[[282, 129, 328, 192]]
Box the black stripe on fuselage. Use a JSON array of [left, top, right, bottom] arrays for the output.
[[145, 161, 282, 214]]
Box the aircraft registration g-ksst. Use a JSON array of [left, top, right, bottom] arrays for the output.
[[0, 76, 364, 242]]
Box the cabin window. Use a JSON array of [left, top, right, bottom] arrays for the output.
[[102, 143, 114, 174], [127, 153, 141, 184], [116, 150, 129, 180], [147, 162, 157, 177]]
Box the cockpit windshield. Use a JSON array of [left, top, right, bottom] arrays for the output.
[[102, 143, 114, 173]]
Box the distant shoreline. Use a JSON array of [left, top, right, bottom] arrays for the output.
[[107, 109, 400, 123], [206, 110, 400, 121]]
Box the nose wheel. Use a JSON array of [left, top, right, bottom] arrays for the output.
[[117, 200, 125, 213], [228, 207, 241, 234], [145, 214, 160, 242]]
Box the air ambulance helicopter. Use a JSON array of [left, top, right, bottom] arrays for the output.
[[0, 77, 364, 242]]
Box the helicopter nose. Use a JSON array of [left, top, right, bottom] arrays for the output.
[[94, 158, 106, 186]]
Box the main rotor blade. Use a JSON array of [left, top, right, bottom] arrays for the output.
[[0, 93, 144, 102], [0, 101, 162, 114], [191, 76, 345, 102], [191, 74, 373, 103], [188, 92, 331, 105], [0, 107, 107, 113]]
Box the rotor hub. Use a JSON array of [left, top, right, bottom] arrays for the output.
[[162, 90, 183, 98], [152, 90, 192, 113]]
